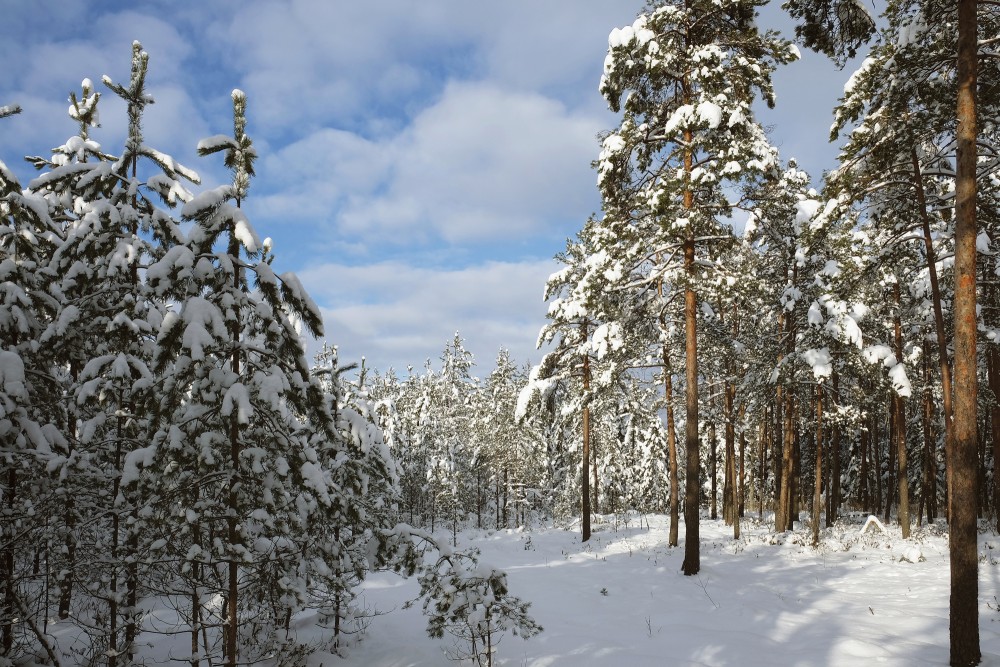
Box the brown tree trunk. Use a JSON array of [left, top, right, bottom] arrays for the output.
[[681, 212, 701, 575], [665, 362, 680, 547], [885, 394, 897, 524], [592, 413, 599, 516], [911, 146, 955, 523], [989, 347, 1000, 533], [950, 1, 981, 662], [893, 282, 911, 537], [874, 409, 884, 517], [860, 426, 870, 511], [739, 403, 747, 519], [710, 419, 718, 521], [922, 350, 938, 524], [778, 392, 795, 531], [756, 405, 771, 521], [896, 396, 910, 538], [774, 384, 785, 529], [680, 120, 701, 575], [582, 322, 592, 543], [723, 382, 736, 530], [829, 371, 841, 526], [812, 384, 823, 547]]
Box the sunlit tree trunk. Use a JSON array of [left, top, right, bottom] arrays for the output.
[[681, 138, 701, 574], [950, 1, 980, 662]]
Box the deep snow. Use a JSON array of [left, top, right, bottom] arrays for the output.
[[75, 512, 1000, 665], [319, 513, 1000, 666]]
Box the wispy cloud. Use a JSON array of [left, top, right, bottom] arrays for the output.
[[299, 259, 557, 372]]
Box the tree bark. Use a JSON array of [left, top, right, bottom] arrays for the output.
[[681, 232, 701, 575], [680, 119, 701, 575], [950, 1, 981, 662]]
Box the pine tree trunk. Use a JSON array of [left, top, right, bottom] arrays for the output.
[[989, 347, 1000, 532], [922, 351, 937, 523], [911, 146, 955, 524], [829, 371, 841, 526], [774, 385, 785, 530], [893, 282, 910, 537], [874, 410, 884, 517], [812, 384, 823, 547], [582, 322, 592, 543], [665, 360, 680, 547], [723, 382, 735, 527], [729, 395, 740, 540], [756, 412, 771, 521], [950, 2, 981, 661], [592, 422, 599, 516], [710, 420, 718, 521], [792, 410, 801, 525], [860, 426, 869, 511], [739, 404, 747, 519], [979, 418, 988, 518], [778, 393, 795, 531], [681, 231, 700, 576], [885, 395, 897, 524]]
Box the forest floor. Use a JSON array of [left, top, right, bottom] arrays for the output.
[[313, 511, 1000, 666]]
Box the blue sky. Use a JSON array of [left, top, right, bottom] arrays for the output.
[[0, 0, 860, 375]]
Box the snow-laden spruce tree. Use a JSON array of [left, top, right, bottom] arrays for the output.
[[29, 47, 199, 661], [427, 333, 477, 546], [520, 216, 626, 542], [596, 0, 797, 574], [475, 349, 544, 529], [0, 103, 66, 662], [136, 89, 342, 666], [307, 343, 398, 650]]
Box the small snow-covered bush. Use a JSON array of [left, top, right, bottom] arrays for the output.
[[382, 524, 542, 666], [414, 547, 542, 666]]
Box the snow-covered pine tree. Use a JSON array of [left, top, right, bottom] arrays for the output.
[[0, 103, 65, 663], [427, 333, 476, 546], [597, 0, 797, 574], [139, 89, 339, 665], [307, 343, 398, 649], [475, 349, 542, 529], [520, 217, 617, 542], [30, 51, 198, 660]]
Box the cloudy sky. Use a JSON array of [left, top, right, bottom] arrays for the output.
[[0, 0, 860, 376]]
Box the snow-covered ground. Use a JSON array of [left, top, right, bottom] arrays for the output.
[[311, 513, 1000, 666], [93, 513, 1000, 665]]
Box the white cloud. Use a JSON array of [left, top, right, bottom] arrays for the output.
[[298, 258, 557, 373], [212, 0, 641, 134], [255, 81, 602, 250]]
